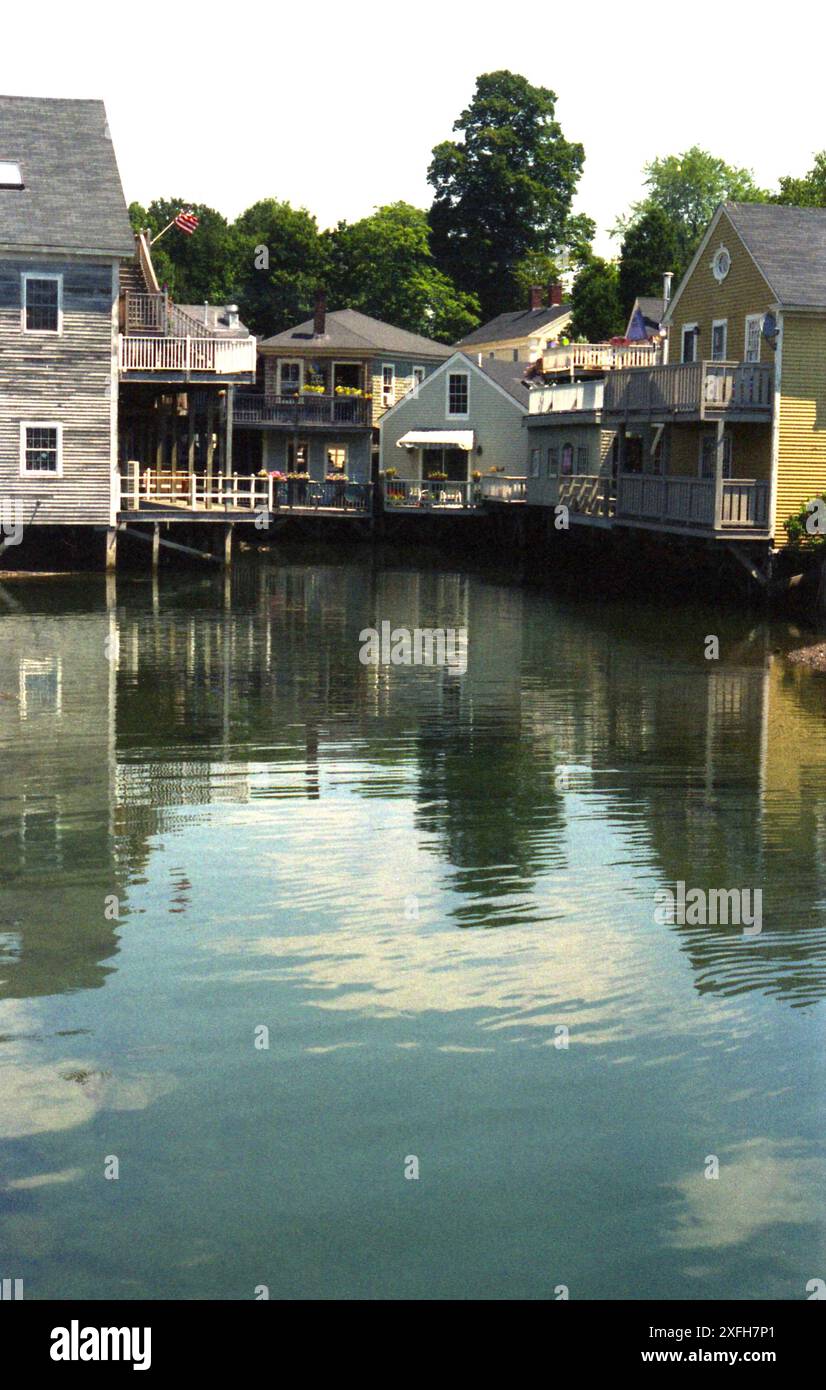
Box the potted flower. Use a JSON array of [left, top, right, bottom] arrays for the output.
[[286, 470, 311, 505], [426, 470, 448, 482], [384, 466, 398, 478]]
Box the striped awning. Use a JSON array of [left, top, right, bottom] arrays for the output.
[[396, 429, 475, 450]]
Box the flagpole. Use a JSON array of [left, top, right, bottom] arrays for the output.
[[149, 218, 177, 247]]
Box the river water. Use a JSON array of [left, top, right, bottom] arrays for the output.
[[1, 553, 824, 1299]]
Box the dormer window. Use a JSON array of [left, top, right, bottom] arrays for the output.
[[0, 161, 23, 188]]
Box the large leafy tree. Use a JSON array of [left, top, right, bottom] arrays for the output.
[[232, 199, 327, 337], [128, 200, 236, 304], [617, 147, 768, 280], [324, 202, 479, 343], [569, 258, 623, 342], [427, 71, 587, 320], [618, 206, 682, 316], [775, 152, 826, 206]]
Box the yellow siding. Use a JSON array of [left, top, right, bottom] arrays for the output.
[[776, 314, 826, 538], [668, 211, 772, 366]]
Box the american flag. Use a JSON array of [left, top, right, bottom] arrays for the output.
[[174, 210, 199, 235]]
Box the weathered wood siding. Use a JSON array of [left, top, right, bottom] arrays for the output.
[[369, 356, 445, 425], [776, 314, 826, 538], [668, 211, 772, 366], [0, 256, 117, 525]]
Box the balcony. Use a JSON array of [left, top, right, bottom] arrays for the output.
[[542, 341, 661, 374], [234, 393, 373, 429], [604, 361, 773, 421], [118, 292, 256, 381], [616, 474, 770, 534]]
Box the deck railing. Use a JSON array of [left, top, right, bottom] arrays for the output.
[[479, 475, 526, 502], [558, 474, 614, 517], [234, 393, 373, 427], [118, 467, 372, 514], [616, 473, 769, 529], [382, 479, 479, 510], [542, 341, 661, 374], [604, 361, 773, 417], [123, 292, 215, 340], [529, 379, 605, 414], [118, 335, 257, 376]]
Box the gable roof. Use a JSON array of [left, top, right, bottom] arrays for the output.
[[724, 202, 826, 308], [474, 355, 531, 406], [259, 307, 452, 357], [455, 303, 571, 348], [625, 295, 665, 339], [0, 95, 134, 256]]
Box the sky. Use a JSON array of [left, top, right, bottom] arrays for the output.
[[0, 1, 819, 258]]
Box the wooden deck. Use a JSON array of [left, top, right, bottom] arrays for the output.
[[604, 361, 773, 422]]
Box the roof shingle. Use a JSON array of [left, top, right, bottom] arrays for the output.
[[259, 307, 452, 357], [0, 95, 134, 256], [724, 202, 826, 308]]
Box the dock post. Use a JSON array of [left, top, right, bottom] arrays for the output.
[[152, 523, 160, 571], [105, 527, 118, 572], [224, 523, 234, 568]]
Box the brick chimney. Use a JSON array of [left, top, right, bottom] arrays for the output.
[[529, 284, 543, 311], [547, 282, 563, 307], [313, 288, 327, 337]]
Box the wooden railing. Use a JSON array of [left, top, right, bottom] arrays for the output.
[[382, 479, 479, 510], [616, 474, 769, 530], [123, 292, 215, 340], [604, 361, 773, 417], [118, 467, 372, 513], [479, 475, 526, 502], [542, 342, 661, 374], [529, 380, 604, 414], [558, 474, 613, 518], [118, 335, 257, 375], [234, 393, 373, 427]]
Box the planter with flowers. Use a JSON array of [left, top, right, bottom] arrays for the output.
[[286, 470, 311, 506]]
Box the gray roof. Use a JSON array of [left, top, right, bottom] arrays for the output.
[[724, 202, 826, 308], [177, 305, 252, 339], [635, 296, 665, 323], [455, 303, 571, 348], [0, 95, 134, 256], [259, 307, 452, 357], [469, 354, 531, 407]]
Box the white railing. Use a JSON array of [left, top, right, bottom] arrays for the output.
[[382, 479, 479, 510], [479, 475, 526, 502], [118, 466, 372, 513], [542, 342, 661, 374], [529, 380, 605, 414], [118, 335, 257, 375], [616, 474, 769, 529], [558, 474, 612, 517]]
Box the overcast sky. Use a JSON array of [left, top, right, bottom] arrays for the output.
[[1, 1, 817, 257]]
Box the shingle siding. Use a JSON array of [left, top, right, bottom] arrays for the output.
[[0, 256, 116, 525]]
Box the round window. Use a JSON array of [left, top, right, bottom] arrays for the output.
[[712, 246, 731, 282]]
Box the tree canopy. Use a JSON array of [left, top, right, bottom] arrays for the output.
[[570, 258, 623, 343], [428, 71, 588, 321], [232, 199, 327, 337], [618, 206, 682, 317], [775, 152, 826, 206], [324, 203, 480, 343], [128, 200, 236, 305]]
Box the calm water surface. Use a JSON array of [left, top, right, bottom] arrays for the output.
[[1, 554, 824, 1299]]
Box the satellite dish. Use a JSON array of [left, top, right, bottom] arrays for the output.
[[762, 311, 777, 341]]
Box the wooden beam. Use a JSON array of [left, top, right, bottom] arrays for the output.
[[105, 527, 118, 572], [117, 525, 221, 565]]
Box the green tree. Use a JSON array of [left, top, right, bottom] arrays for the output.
[[427, 71, 586, 320], [232, 199, 326, 337], [324, 202, 479, 343], [128, 200, 236, 304], [569, 258, 623, 342], [618, 147, 768, 279], [775, 152, 826, 206], [618, 206, 682, 316]]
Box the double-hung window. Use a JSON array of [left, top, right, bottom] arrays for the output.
[[447, 371, 469, 417], [744, 314, 762, 363], [530, 448, 541, 478], [681, 323, 698, 363], [382, 364, 395, 407], [547, 446, 559, 477], [711, 319, 728, 361], [22, 273, 62, 333], [20, 422, 62, 476]]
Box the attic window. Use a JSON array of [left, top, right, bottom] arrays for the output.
[[0, 161, 23, 188]]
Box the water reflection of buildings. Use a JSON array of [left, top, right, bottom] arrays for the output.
[[1, 565, 825, 1008]]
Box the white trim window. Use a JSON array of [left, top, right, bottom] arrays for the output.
[[546, 446, 559, 477], [278, 360, 302, 395], [576, 445, 588, 474], [711, 319, 728, 361], [412, 365, 425, 389], [744, 314, 762, 363], [22, 272, 62, 334], [20, 422, 63, 476], [681, 323, 698, 363], [446, 370, 469, 418], [381, 363, 395, 407], [530, 447, 541, 478]]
